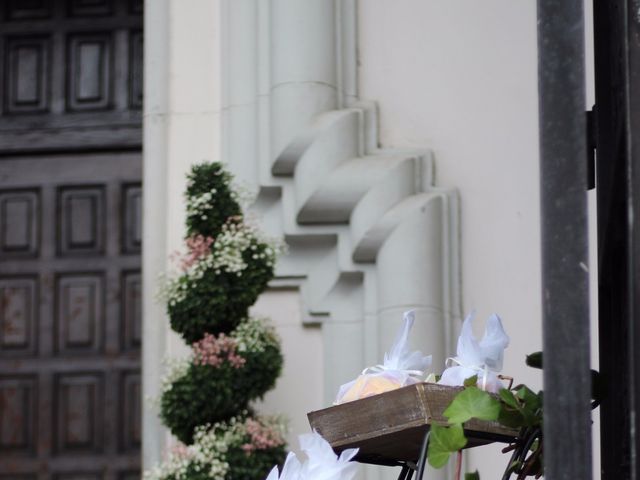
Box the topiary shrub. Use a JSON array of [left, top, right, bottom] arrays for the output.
[[148, 162, 288, 480], [166, 222, 277, 343], [185, 162, 242, 238], [160, 318, 284, 444]]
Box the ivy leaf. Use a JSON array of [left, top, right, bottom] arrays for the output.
[[515, 386, 542, 424], [464, 375, 478, 387], [497, 408, 525, 428], [498, 388, 519, 409], [497, 388, 531, 427], [427, 424, 467, 468], [465, 471, 481, 480], [444, 387, 501, 424]]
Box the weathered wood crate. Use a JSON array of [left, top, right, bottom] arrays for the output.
[[308, 383, 518, 466]]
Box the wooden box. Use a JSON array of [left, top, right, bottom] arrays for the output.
[[307, 383, 518, 466]]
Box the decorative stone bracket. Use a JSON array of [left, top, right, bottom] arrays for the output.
[[253, 101, 461, 407]]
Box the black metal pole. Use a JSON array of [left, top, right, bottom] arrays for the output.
[[593, 1, 640, 478], [537, 0, 592, 479]]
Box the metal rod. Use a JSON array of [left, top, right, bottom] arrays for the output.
[[414, 430, 431, 480], [536, 0, 592, 478], [397, 466, 411, 480]]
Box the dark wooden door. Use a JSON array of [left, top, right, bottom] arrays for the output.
[[0, 3, 142, 480]]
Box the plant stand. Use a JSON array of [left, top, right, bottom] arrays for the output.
[[308, 383, 518, 479]]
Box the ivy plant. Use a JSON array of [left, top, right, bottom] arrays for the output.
[[427, 352, 601, 480]]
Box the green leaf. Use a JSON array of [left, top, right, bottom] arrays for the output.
[[444, 387, 501, 424], [463, 375, 478, 387], [497, 408, 525, 428], [525, 351, 542, 369], [427, 424, 467, 469], [498, 388, 519, 409], [516, 386, 542, 414], [497, 387, 542, 427], [465, 471, 480, 480]]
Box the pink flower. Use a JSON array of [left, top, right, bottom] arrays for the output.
[[193, 333, 246, 369], [175, 235, 214, 271], [242, 418, 285, 455]]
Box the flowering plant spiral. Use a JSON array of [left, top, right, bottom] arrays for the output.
[[149, 162, 288, 480], [161, 217, 285, 343]]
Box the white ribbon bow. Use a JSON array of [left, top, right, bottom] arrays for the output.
[[361, 364, 425, 378], [444, 357, 491, 390]]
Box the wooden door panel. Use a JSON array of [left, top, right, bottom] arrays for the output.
[[58, 187, 106, 256], [67, 33, 112, 111], [4, 36, 50, 114], [54, 372, 104, 453], [56, 273, 104, 354], [120, 271, 140, 351], [121, 185, 140, 255], [0, 153, 141, 480], [0, 276, 38, 356], [0, 190, 40, 258], [0, 0, 142, 153], [119, 371, 140, 452], [0, 375, 37, 454], [0, 2, 142, 479]]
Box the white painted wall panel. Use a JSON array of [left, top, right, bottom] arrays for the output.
[[358, 1, 540, 477], [358, 1, 600, 477], [252, 289, 324, 456]]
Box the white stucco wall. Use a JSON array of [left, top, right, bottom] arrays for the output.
[[145, 1, 600, 478], [252, 289, 324, 457], [358, 1, 599, 477], [143, 0, 225, 467]]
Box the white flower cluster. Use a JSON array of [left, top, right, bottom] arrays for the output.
[[161, 276, 189, 307], [184, 167, 254, 221], [233, 316, 280, 354], [186, 189, 218, 221], [147, 357, 191, 409], [206, 413, 286, 448], [160, 356, 191, 394], [161, 220, 285, 308], [229, 180, 257, 210], [210, 222, 255, 274], [144, 414, 287, 480], [209, 221, 281, 276], [143, 427, 228, 480]]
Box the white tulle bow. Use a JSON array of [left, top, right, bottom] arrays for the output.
[[265, 431, 359, 480], [438, 312, 510, 393]]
